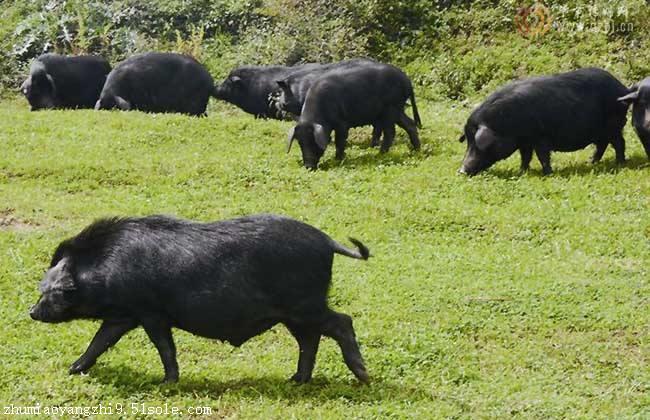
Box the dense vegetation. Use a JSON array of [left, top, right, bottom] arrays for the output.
[[0, 1, 648, 418], [1, 0, 650, 98]]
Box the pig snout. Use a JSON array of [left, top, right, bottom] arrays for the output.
[[29, 304, 41, 320]]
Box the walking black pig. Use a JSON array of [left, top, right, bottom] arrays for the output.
[[30, 214, 370, 384], [95, 53, 217, 116], [458, 67, 630, 176], [20, 54, 111, 111], [617, 77, 650, 159], [214, 64, 326, 119], [287, 62, 422, 170]]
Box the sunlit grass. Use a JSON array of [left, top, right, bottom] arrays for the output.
[[0, 96, 648, 418]]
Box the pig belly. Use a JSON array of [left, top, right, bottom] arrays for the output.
[[549, 136, 593, 152], [172, 298, 284, 346], [176, 317, 281, 346]]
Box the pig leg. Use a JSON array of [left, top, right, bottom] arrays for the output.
[[396, 111, 421, 151], [534, 144, 553, 175], [69, 319, 137, 374], [286, 323, 321, 384], [379, 124, 396, 154], [638, 132, 650, 159], [370, 125, 382, 147], [592, 142, 608, 163], [334, 127, 349, 160], [519, 146, 533, 171], [142, 318, 179, 383], [610, 134, 626, 164], [321, 311, 369, 383]]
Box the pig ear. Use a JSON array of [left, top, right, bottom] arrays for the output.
[[19, 77, 29, 94], [286, 126, 296, 153], [474, 125, 499, 151], [45, 73, 56, 95], [115, 96, 131, 111], [313, 124, 329, 150], [40, 258, 76, 292], [617, 89, 639, 105]]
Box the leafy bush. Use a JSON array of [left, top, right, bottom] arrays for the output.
[[1, 0, 649, 98]]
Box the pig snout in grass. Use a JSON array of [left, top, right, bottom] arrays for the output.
[[30, 214, 371, 385], [458, 67, 630, 175], [20, 53, 111, 111], [286, 61, 422, 169]]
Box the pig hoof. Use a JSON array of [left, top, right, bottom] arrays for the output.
[[354, 368, 370, 384], [290, 373, 312, 384], [69, 362, 88, 375], [161, 375, 179, 384]]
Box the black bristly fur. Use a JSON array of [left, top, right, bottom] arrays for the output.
[[21, 54, 111, 111], [95, 52, 216, 116], [31, 214, 370, 385], [618, 77, 650, 160], [459, 67, 630, 176], [290, 61, 422, 169], [213, 64, 319, 119]]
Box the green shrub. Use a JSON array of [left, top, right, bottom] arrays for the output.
[[1, 0, 649, 99]]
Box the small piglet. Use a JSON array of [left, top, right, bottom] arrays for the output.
[[30, 214, 370, 384]]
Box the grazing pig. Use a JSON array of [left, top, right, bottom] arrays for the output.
[[277, 58, 385, 147], [617, 78, 650, 159], [213, 63, 322, 119], [30, 214, 370, 384], [95, 53, 217, 116], [287, 62, 422, 169], [20, 54, 111, 111], [458, 67, 630, 176]]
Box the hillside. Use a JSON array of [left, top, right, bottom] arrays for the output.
[[1, 0, 649, 98]]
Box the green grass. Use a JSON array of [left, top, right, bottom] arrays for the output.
[[0, 96, 648, 419]]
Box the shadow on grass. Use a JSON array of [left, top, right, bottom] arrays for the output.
[[317, 145, 434, 171], [485, 155, 649, 180], [89, 363, 425, 403]]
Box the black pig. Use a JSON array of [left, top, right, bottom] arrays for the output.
[[459, 67, 629, 175], [617, 77, 650, 159], [287, 62, 422, 170], [276, 59, 385, 147], [20, 54, 111, 111], [95, 53, 217, 116], [214, 64, 319, 119], [30, 214, 370, 384], [276, 59, 375, 117]]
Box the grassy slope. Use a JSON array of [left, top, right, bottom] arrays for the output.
[[0, 96, 648, 418]]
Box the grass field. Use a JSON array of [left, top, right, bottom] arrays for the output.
[[0, 96, 648, 419]]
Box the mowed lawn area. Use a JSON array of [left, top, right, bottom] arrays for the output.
[[0, 96, 648, 418]]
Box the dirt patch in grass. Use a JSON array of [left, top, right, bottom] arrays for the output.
[[0, 208, 38, 231]]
